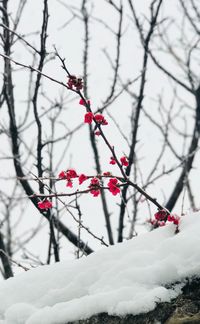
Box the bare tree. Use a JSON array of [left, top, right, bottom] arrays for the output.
[[0, 0, 199, 279]]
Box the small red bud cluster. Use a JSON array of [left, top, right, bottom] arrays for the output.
[[67, 75, 83, 91], [79, 99, 108, 128], [110, 157, 116, 165], [149, 209, 180, 229], [84, 112, 108, 126], [88, 177, 101, 197], [154, 210, 167, 221], [79, 98, 90, 106], [38, 200, 52, 210], [120, 156, 129, 167], [167, 214, 180, 225], [94, 114, 108, 125], [59, 169, 78, 187], [79, 174, 88, 185], [109, 156, 129, 167], [84, 112, 94, 124]]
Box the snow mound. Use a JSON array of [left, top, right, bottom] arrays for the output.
[[0, 212, 200, 324]]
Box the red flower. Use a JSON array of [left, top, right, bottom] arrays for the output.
[[89, 177, 100, 197], [109, 157, 116, 165], [38, 200, 53, 210], [94, 114, 108, 125], [173, 218, 180, 225], [94, 131, 101, 136], [65, 169, 78, 187], [108, 178, 120, 196], [109, 186, 120, 196], [90, 177, 100, 186], [84, 112, 94, 124], [66, 180, 73, 188], [38, 201, 45, 209], [108, 178, 118, 186], [59, 169, 78, 180], [167, 215, 175, 222], [67, 169, 78, 179], [79, 174, 88, 185], [154, 210, 167, 221], [67, 75, 83, 91], [58, 171, 67, 179], [120, 156, 129, 167], [79, 98, 90, 106], [168, 214, 180, 225], [90, 189, 100, 197], [59, 169, 78, 188]]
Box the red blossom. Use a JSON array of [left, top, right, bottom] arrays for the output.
[[59, 169, 78, 188], [43, 200, 52, 209], [67, 75, 83, 91], [167, 215, 175, 222], [59, 169, 78, 180], [84, 112, 94, 124], [67, 169, 78, 179], [108, 178, 118, 186], [120, 156, 129, 167], [90, 189, 100, 197], [66, 180, 73, 188], [109, 157, 116, 165], [88, 177, 100, 197], [90, 177, 100, 186], [65, 169, 78, 187], [89, 178, 100, 197], [79, 98, 90, 106], [94, 114, 108, 126], [173, 218, 180, 225], [38, 200, 53, 210], [150, 211, 180, 229], [109, 185, 120, 196], [58, 171, 67, 179], [108, 178, 120, 196], [154, 210, 167, 221], [168, 214, 180, 225], [79, 174, 88, 185], [38, 201, 45, 209]]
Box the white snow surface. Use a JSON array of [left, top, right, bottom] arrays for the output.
[[1, 212, 200, 324]]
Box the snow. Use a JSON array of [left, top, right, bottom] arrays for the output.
[[1, 212, 200, 324]]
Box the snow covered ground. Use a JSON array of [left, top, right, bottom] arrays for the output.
[[0, 212, 200, 324]]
